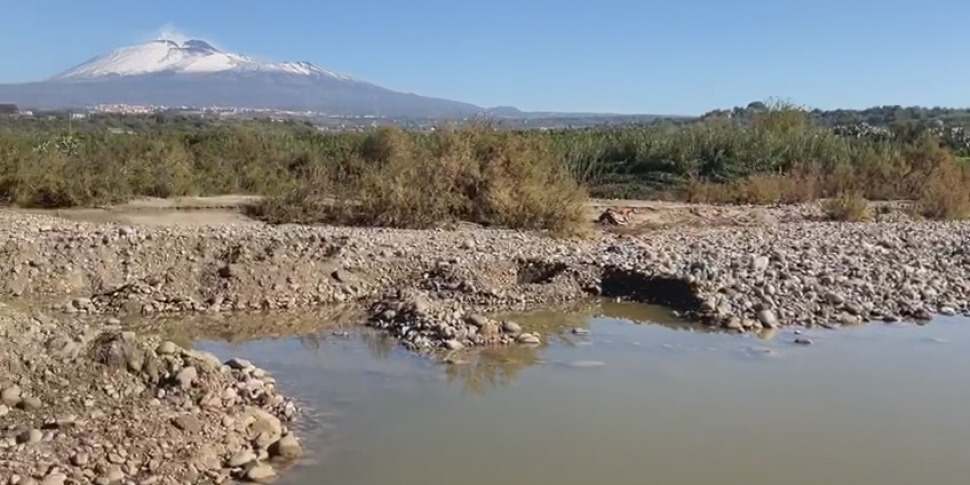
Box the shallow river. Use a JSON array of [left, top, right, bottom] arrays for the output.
[[194, 302, 970, 485]]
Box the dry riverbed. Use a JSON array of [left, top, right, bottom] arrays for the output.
[[1, 200, 969, 483]]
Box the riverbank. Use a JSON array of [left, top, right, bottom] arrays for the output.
[[2, 201, 970, 481]]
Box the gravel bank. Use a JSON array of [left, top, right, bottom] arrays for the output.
[[3, 208, 970, 341]]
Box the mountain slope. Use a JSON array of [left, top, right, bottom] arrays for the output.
[[0, 39, 487, 117]]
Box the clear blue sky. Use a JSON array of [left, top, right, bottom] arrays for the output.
[[0, 0, 966, 115]]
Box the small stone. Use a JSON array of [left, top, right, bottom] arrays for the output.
[[332, 269, 354, 283], [103, 466, 125, 483], [757, 309, 779, 329], [268, 435, 303, 460], [17, 428, 42, 444], [176, 366, 198, 389], [1, 385, 22, 406], [794, 338, 814, 346], [844, 302, 864, 316], [228, 449, 257, 467], [225, 358, 252, 370], [245, 464, 277, 482], [40, 473, 66, 485], [723, 317, 744, 331], [172, 414, 203, 433], [156, 341, 177, 355], [71, 452, 89, 466], [247, 408, 283, 448], [19, 396, 42, 411], [501, 321, 522, 334], [751, 255, 770, 271], [516, 333, 541, 345], [464, 314, 489, 328], [443, 340, 464, 351]]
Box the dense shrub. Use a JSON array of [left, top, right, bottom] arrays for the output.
[[253, 126, 589, 235]]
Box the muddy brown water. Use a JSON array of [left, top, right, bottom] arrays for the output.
[[190, 302, 970, 485]]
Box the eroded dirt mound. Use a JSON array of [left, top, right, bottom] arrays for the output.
[[0, 304, 301, 484]]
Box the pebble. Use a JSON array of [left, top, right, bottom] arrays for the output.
[[19, 396, 42, 411], [156, 341, 177, 355], [501, 321, 522, 334], [757, 310, 779, 329], [17, 428, 42, 444], [171, 414, 203, 433], [71, 452, 89, 466], [245, 464, 277, 482], [228, 449, 257, 467], [516, 333, 541, 345], [1, 386, 22, 406], [443, 340, 464, 351], [39, 474, 66, 485], [269, 435, 303, 460], [176, 366, 198, 389], [225, 358, 252, 370]]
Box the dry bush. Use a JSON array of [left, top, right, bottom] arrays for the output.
[[254, 126, 590, 236], [821, 191, 870, 222], [684, 170, 827, 206], [916, 159, 970, 220]]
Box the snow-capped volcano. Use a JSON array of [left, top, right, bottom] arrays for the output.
[[0, 38, 503, 118], [53, 39, 354, 81]]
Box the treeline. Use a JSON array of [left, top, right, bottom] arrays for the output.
[[0, 104, 968, 232], [707, 101, 970, 128]]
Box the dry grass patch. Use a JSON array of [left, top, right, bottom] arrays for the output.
[[915, 159, 970, 220], [821, 192, 870, 222]]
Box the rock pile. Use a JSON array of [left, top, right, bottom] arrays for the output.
[[367, 289, 543, 353], [0, 306, 302, 484]]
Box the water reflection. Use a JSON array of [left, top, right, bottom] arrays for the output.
[[443, 346, 542, 396], [442, 300, 705, 395], [122, 304, 363, 347]]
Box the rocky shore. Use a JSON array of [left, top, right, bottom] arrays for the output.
[[2, 204, 970, 482]]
